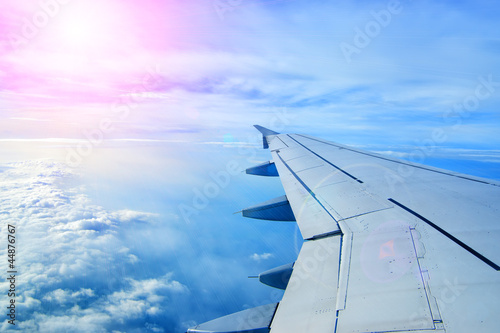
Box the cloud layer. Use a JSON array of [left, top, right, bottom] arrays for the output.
[[0, 160, 189, 332]]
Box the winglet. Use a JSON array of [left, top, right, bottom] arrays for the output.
[[254, 125, 279, 149], [254, 125, 279, 136]]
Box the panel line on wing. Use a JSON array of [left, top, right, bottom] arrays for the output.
[[389, 198, 500, 271], [409, 227, 443, 324], [335, 206, 394, 222], [274, 136, 289, 149], [336, 232, 352, 311], [288, 135, 364, 184], [276, 152, 341, 232], [296, 134, 499, 187], [282, 154, 307, 162], [294, 164, 324, 174]]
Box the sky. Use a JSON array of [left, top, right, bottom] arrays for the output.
[[0, 0, 499, 332]]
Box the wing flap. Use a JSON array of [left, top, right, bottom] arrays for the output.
[[336, 210, 436, 332], [270, 236, 341, 333]]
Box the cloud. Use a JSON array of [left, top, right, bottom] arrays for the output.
[[43, 288, 95, 304], [0, 160, 188, 332], [105, 273, 189, 320], [109, 209, 158, 224], [372, 147, 500, 164], [250, 253, 273, 262]]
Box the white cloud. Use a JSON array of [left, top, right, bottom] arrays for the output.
[[43, 288, 95, 304], [250, 253, 273, 262], [0, 160, 188, 332], [372, 147, 500, 163], [105, 274, 189, 322], [109, 209, 158, 224]]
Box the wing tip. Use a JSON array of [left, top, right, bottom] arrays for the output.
[[253, 125, 280, 136]]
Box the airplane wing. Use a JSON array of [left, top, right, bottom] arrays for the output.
[[188, 125, 500, 333]]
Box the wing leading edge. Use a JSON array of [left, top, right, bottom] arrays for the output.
[[188, 126, 500, 333]]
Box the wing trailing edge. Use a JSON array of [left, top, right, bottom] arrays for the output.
[[187, 303, 278, 333]]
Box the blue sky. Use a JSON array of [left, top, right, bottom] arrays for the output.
[[0, 0, 499, 332]]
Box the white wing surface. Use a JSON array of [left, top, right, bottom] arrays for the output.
[[188, 126, 500, 333]]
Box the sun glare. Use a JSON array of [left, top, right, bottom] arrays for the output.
[[59, 15, 98, 49], [48, 1, 126, 54]]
